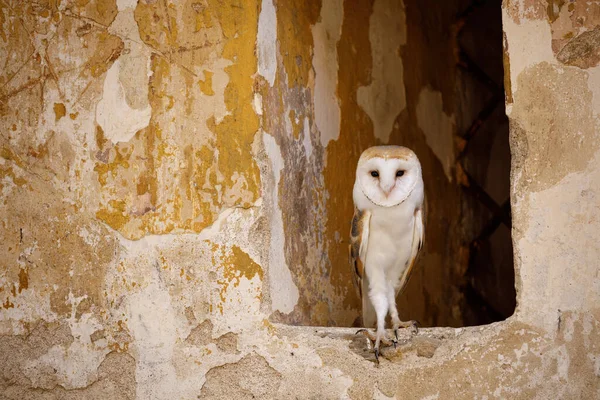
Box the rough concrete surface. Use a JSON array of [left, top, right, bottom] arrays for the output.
[[1, 0, 600, 399]]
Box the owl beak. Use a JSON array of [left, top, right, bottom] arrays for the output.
[[382, 183, 395, 196]]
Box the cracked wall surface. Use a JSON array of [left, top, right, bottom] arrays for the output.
[[1, 0, 599, 398]]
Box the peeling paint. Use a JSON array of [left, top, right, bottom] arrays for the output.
[[257, 0, 277, 86], [357, 0, 407, 143], [275, 1, 321, 88], [262, 132, 299, 314], [24, 309, 108, 390], [312, 0, 343, 147], [302, 116, 313, 159], [502, 10, 555, 104], [96, 60, 152, 144]]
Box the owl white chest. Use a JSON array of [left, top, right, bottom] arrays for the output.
[[366, 202, 415, 274], [353, 177, 423, 287]]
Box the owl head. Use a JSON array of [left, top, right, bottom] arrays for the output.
[[355, 145, 422, 207]]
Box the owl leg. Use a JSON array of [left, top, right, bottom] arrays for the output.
[[386, 283, 400, 347], [386, 287, 418, 341], [371, 290, 390, 363], [355, 290, 394, 364], [388, 281, 419, 338]]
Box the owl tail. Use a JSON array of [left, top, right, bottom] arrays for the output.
[[361, 276, 377, 328]]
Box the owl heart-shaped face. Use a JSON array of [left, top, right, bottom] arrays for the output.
[[356, 146, 421, 207]]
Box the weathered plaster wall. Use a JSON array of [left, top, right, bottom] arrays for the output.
[[504, 0, 600, 333], [1, 0, 600, 398]]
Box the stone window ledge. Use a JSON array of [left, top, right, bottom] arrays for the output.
[[261, 313, 598, 398]]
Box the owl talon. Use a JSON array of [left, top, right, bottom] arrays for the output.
[[356, 329, 392, 363], [356, 329, 376, 352], [355, 328, 376, 341], [393, 320, 420, 337], [356, 328, 394, 345]]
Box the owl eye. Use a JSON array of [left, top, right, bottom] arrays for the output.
[[370, 171, 379, 178], [396, 170, 405, 177]]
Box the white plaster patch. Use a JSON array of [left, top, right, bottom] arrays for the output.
[[253, 92, 264, 116], [328, 367, 354, 399], [196, 59, 233, 125], [102, 196, 266, 342], [0, 170, 17, 200], [518, 152, 600, 333], [0, 288, 57, 335], [96, 60, 152, 144], [218, 275, 263, 331], [107, 2, 154, 117], [235, 324, 354, 398], [357, 0, 407, 143], [23, 294, 109, 390], [416, 86, 455, 181], [126, 280, 181, 399], [312, 0, 344, 147], [513, 342, 529, 360], [262, 132, 299, 314], [24, 339, 108, 390], [116, 0, 137, 10], [99, 234, 205, 398], [501, 11, 555, 106], [257, 0, 277, 86], [302, 116, 313, 159], [78, 224, 102, 247]]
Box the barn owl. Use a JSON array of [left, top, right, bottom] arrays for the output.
[[349, 145, 425, 363]]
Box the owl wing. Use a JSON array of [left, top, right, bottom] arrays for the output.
[[396, 203, 425, 297], [349, 207, 371, 300]]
